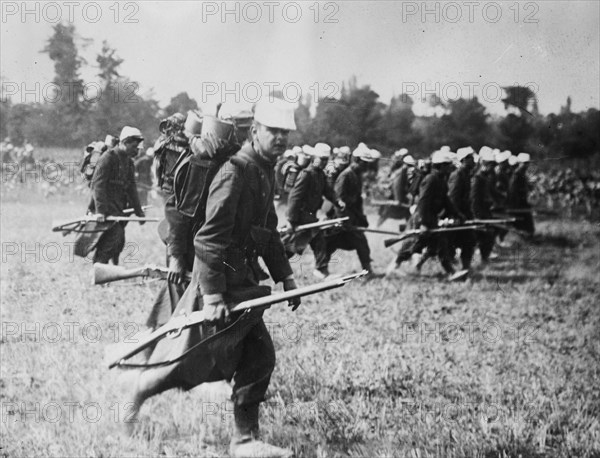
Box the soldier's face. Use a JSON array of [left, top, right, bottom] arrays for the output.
[[122, 139, 142, 156], [253, 123, 289, 161]]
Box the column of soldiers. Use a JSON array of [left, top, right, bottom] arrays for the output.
[[384, 145, 534, 279], [75, 98, 534, 457]]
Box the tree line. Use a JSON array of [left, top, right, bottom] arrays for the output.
[[1, 23, 598, 162]]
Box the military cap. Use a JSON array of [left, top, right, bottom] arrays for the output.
[[254, 97, 296, 131]]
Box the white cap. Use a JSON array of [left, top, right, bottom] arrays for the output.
[[313, 143, 332, 158], [284, 149, 295, 159], [394, 148, 409, 158], [496, 150, 511, 163], [333, 147, 340, 155], [104, 135, 116, 145], [403, 155, 416, 166], [508, 155, 518, 166], [517, 152, 531, 163], [301, 145, 314, 156], [253, 98, 296, 131], [370, 149, 382, 160], [338, 146, 351, 155], [479, 146, 495, 162], [431, 150, 452, 164], [292, 145, 303, 155], [352, 143, 375, 162], [456, 146, 475, 161], [440, 145, 451, 153], [446, 151, 458, 163], [119, 126, 144, 142]]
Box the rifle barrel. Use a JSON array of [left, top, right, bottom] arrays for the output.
[[108, 270, 367, 368]]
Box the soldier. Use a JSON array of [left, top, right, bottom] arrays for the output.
[[274, 146, 299, 203], [127, 97, 300, 458], [391, 154, 416, 206], [325, 145, 351, 189], [507, 152, 535, 235], [471, 146, 497, 265], [410, 158, 432, 204], [494, 150, 512, 245], [282, 142, 338, 278], [90, 126, 145, 264], [320, 143, 376, 277], [134, 147, 154, 206], [386, 150, 465, 279], [448, 146, 477, 271]]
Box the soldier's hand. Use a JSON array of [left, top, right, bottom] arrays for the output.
[[337, 200, 346, 210], [203, 294, 229, 323], [94, 214, 106, 223], [137, 211, 146, 226], [168, 256, 188, 285], [283, 277, 301, 311], [420, 224, 429, 232]]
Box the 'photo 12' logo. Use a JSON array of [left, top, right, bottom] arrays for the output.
[[1, 2, 140, 24]]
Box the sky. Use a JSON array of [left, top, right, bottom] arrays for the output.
[[1, 1, 599, 116]]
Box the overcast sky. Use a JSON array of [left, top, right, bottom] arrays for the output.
[[2, 1, 599, 116]]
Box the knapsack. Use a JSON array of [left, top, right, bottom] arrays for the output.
[[81, 142, 107, 184]]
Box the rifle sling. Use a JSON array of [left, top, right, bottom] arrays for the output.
[[113, 308, 262, 368]]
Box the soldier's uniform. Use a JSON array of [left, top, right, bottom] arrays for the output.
[[448, 147, 476, 269], [323, 157, 372, 273], [283, 148, 336, 272], [130, 100, 299, 458], [507, 153, 535, 235], [470, 152, 496, 261], [90, 142, 143, 264], [134, 149, 153, 206]]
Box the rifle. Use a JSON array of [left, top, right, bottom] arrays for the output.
[[464, 218, 517, 225], [107, 270, 367, 369], [278, 217, 349, 234], [383, 225, 484, 248], [352, 227, 404, 236], [370, 199, 411, 208], [92, 263, 192, 285], [52, 214, 159, 234]]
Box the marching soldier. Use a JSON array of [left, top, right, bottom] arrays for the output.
[[127, 97, 300, 458], [321, 143, 375, 277], [134, 147, 154, 206], [448, 147, 477, 271], [325, 145, 351, 188], [283, 142, 338, 278], [391, 154, 416, 206], [507, 152, 535, 235], [90, 126, 145, 264], [471, 146, 497, 264], [386, 150, 464, 278], [410, 158, 432, 203]]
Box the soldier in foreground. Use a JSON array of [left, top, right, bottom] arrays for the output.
[[90, 126, 145, 264], [126, 98, 300, 458]]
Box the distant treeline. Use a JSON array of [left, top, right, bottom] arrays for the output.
[[1, 23, 598, 161]]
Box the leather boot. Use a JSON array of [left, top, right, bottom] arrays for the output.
[[230, 404, 292, 458]]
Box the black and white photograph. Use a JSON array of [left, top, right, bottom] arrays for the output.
[[1, 1, 599, 457]]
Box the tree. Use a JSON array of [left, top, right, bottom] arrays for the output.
[[164, 92, 198, 117], [41, 23, 87, 145]]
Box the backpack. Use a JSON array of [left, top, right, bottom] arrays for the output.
[[282, 162, 300, 193], [172, 135, 238, 232], [80, 142, 107, 184]]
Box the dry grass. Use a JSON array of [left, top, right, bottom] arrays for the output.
[[1, 183, 599, 457]]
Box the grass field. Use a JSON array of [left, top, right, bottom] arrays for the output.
[[1, 181, 599, 458]]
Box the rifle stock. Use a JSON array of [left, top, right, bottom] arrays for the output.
[[279, 217, 349, 234], [92, 264, 154, 285], [107, 270, 367, 369]]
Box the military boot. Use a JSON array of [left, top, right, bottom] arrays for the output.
[[230, 404, 293, 458]]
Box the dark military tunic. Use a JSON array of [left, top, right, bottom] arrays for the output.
[[470, 169, 496, 260], [139, 143, 292, 408], [283, 164, 336, 269], [322, 163, 372, 270], [508, 169, 535, 235], [448, 167, 475, 269], [89, 148, 143, 264]]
